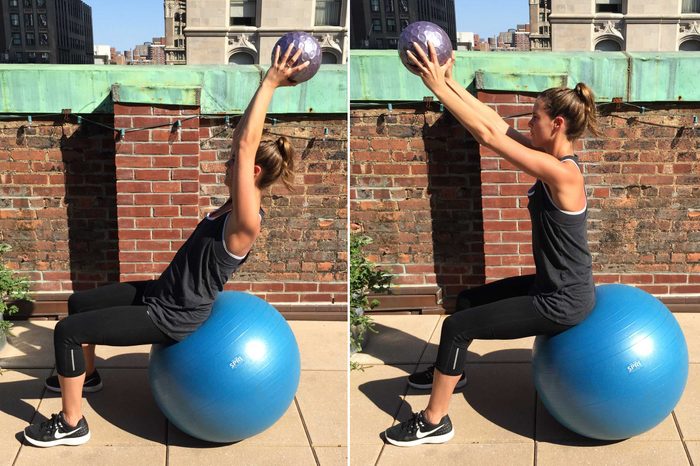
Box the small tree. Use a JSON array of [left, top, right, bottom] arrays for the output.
[[350, 234, 392, 353], [0, 243, 31, 337]]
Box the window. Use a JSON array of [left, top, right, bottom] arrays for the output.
[[372, 18, 382, 31], [175, 25, 181, 34], [385, 0, 395, 13], [321, 50, 338, 64], [595, 0, 622, 13], [24, 13, 34, 27], [37, 0, 45, 7], [370, 0, 380, 12], [23, 0, 31, 7], [228, 51, 255, 64], [40, 32, 48, 45], [10, 0, 19, 6], [399, 0, 408, 13], [388, 38, 398, 47], [10, 14, 20, 27], [12, 33, 22, 45], [682, 0, 700, 13], [40, 52, 49, 62], [680, 40, 700, 50], [315, 0, 341, 26], [386, 18, 396, 32], [28, 52, 37, 62], [400, 19, 409, 30], [376, 38, 383, 48], [15, 52, 23, 62], [38, 14, 47, 28], [595, 39, 622, 51], [230, 0, 256, 26]]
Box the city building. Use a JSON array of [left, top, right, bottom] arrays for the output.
[[350, 0, 456, 50], [179, 0, 348, 65], [529, 0, 551, 50], [0, 0, 94, 63], [149, 36, 166, 65], [164, 0, 186, 65], [93, 43, 110, 64], [456, 31, 474, 50], [549, 0, 700, 51]]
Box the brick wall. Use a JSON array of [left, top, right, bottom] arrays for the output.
[[1, 105, 347, 314], [350, 92, 700, 308]]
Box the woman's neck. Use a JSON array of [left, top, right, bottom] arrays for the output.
[[546, 138, 575, 160]]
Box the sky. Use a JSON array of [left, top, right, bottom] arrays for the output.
[[456, 0, 530, 39], [88, 0, 530, 51], [88, 0, 165, 52]]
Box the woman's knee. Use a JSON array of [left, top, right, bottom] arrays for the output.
[[67, 292, 85, 315]]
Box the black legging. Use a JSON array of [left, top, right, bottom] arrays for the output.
[[54, 281, 175, 377], [435, 275, 573, 376]]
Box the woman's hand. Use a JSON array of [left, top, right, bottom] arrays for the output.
[[445, 51, 456, 81], [406, 41, 452, 94], [263, 44, 310, 88]]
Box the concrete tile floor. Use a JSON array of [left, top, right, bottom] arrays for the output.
[[351, 313, 699, 466], [0, 319, 347, 466]]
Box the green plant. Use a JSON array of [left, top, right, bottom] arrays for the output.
[[0, 243, 32, 337], [350, 234, 392, 354]]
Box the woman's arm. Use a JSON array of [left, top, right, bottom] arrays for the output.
[[407, 44, 577, 190], [225, 45, 307, 257]]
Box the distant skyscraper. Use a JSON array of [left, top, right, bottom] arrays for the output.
[[529, 0, 551, 51], [351, 0, 457, 50], [0, 0, 94, 63], [164, 0, 186, 65]]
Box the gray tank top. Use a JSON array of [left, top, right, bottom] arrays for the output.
[[143, 209, 260, 341], [526, 155, 595, 325]]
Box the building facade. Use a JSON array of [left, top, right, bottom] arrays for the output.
[[164, 0, 186, 65], [351, 0, 456, 50], [549, 0, 700, 51], [529, 0, 552, 50], [0, 0, 93, 63], [178, 0, 348, 65]]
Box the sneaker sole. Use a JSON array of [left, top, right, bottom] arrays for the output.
[[384, 428, 455, 447], [407, 377, 467, 391], [44, 382, 103, 394], [23, 431, 91, 448]]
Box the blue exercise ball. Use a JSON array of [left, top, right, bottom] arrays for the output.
[[149, 292, 301, 443], [533, 284, 688, 440]]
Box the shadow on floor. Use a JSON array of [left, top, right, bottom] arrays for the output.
[[356, 323, 619, 447]]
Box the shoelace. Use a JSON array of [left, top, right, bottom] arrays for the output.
[[404, 412, 427, 434], [40, 414, 62, 435]]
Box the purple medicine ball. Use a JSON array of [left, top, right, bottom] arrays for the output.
[[398, 21, 452, 75], [271, 32, 322, 83]]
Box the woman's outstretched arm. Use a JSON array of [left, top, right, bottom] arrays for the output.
[[408, 44, 577, 190], [225, 45, 307, 257]]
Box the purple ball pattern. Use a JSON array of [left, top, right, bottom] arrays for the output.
[[271, 32, 322, 83], [398, 21, 452, 75]]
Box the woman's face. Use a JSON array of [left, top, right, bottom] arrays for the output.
[[528, 99, 556, 148]]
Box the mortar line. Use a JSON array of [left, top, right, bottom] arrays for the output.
[[294, 396, 320, 466], [672, 410, 694, 466]]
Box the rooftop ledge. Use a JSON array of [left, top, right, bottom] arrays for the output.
[[349, 50, 700, 103], [0, 64, 347, 114]]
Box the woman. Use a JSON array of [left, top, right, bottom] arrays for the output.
[[23, 44, 307, 448], [384, 44, 599, 447]]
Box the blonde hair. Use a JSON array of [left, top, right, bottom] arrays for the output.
[[538, 82, 602, 140], [255, 136, 295, 191]]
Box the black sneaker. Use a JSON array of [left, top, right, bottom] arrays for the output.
[[384, 411, 454, 447], [24, 412, 90, 447], [407, 365, 467, 390], [45, 370, 103, 393]]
